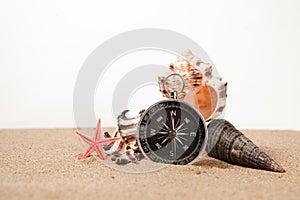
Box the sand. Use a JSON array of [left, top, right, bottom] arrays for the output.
[[0, 128, 299, 200]]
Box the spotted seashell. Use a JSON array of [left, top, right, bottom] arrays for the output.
[[207, 119, 286, 173]]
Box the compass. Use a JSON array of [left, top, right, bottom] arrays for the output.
[[137, 73, 207, 165]]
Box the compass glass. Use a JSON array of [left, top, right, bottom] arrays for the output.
[[138, 100, 207, 165]]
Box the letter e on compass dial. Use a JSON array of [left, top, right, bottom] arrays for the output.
[[138, 100, 207, 165]]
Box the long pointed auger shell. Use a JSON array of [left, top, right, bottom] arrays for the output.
[[207, 119, 286, 173]]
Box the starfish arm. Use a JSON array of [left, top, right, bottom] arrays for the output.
[[94, 118, 101, 140], [95, 145, 106, 160], [97, 137, 120, 145], [81, 145, 95, 159], [76, 131, 93, 144], [75, 119, 120, 160]]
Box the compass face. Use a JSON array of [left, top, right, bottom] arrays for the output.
[[138, 100, 207, 165]]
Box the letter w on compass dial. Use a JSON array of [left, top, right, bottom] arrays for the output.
[[138, 101, 206, 165]]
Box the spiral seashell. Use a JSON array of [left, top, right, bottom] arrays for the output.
[[207, 119, 286, 173]]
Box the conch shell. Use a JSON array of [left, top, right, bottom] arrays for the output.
[[207, 119, 286, 173], [158, 49, 227, 121]]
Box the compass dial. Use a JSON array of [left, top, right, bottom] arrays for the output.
[[138, 100, 207, 165]]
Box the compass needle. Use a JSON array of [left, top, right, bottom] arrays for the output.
[[173, 139, 177, 156], [163, 122, 170, 130], [178, 135, 188, 141], [177, 132, 188, 136], [158, 126, 168, 132], [175, 119, 180, 128], [157, 131, 168, 134], [178, 127, 188, 132], [175, 137, 184, 145], [175, 122, 185, 132], [161, 137, 169, 144], [171, 116, 175, 131]]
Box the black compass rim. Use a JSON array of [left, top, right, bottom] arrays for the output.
[[137, 99, 208, 165]]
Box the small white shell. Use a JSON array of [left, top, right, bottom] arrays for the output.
[[104, 110, 144, 164]]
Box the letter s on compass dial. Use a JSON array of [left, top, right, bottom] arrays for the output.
[[137, 100, 207, 165]]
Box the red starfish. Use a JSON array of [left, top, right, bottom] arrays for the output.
[[76, 118, 120, 160]]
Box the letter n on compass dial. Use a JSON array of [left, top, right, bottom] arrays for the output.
[[138, 100, 207, 165]]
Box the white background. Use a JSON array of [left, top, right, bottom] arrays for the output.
[[0, 0, 300, 130]]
